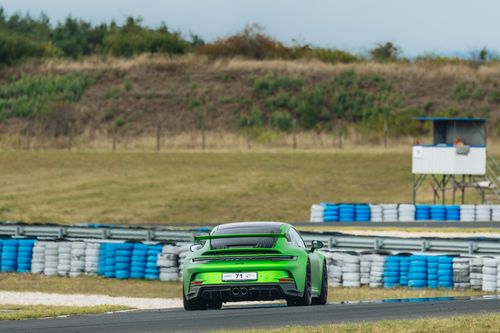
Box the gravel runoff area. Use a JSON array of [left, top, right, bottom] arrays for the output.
[[0, 291, 183, 310]]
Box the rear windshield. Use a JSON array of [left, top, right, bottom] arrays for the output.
[[210, 225, 280, 250]]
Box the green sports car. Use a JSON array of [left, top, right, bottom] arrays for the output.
[[182, 222, 328, 310]]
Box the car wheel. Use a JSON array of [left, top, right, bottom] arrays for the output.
[[312, 262, 328, 305], [207, 301, 223, 310], [183, 286, 207, 311], [287, 261, 312, 306]]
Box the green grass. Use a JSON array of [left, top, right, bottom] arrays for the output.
[[0, 274, 492, 301], [217, 313, 500, 333], [0, 304, 128, 320], [0, 274, 181, 299], [0, 150, 412, 224], [0, 150, 487, 224]]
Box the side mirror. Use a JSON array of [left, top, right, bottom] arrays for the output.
[[310, 240, 324, 252], [190, 244, 203, 252]]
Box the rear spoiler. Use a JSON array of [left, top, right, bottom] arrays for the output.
[[195, 233, 286, 241]]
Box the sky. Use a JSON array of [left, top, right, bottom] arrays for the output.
[[1, 0, 499, 57]]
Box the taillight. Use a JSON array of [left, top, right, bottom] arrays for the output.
[[278, 278, 295, 283], [191, 280, 203, 285]]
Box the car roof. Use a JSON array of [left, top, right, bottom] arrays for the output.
[[212, 222, 291, 234]]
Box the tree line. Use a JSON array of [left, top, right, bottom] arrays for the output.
[[2, 8, 497, 66]]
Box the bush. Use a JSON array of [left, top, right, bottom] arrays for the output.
[[370, 42, 400, 61], [0, 31, 55, 64], [114, 117, 126, 127], [0, 75, 90, 120], [297, 87, 328, 130], [269, 111, 292, 131], [306, 48, 358, 63], [251, 108, 264, 127], [452, 83, 475, 100], [196, 24, 293, 60], [265, 92, 293, 109], [254, 77, 304, 94], [124, 79, 133, 92]]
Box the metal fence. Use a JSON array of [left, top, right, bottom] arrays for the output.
[[1, 223, 500, 255]]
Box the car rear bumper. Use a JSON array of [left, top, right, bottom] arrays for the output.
[[186, 283, 302, 302]]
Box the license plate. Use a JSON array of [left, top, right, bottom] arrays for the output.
[[222, 272, 257, 281]]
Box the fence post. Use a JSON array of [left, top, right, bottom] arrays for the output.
[[112, 126, 116, 152], [67, 123, 72, 151], [338, 120, 343, 149], [156, 123, 161, 152], [292, 118, 297, 149], [25, 123, 31, 150], [246, 119, 251, 150], [384, 116, 388, 148], [201, 124, 206, 151]]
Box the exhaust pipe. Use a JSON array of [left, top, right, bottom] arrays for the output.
[[232, 288, 240, 296], [240, 287, 248, 296]]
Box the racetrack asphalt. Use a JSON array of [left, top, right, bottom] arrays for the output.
[[1, 295, 499, 333]]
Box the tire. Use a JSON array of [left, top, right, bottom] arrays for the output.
[[206, 301, 223, 310], [312, 262, 328, 305], [183, 287, 206, 311], [287, 261, 312, 307]]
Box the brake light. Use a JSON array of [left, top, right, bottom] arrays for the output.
[[279, 278, 295, 283], [191, 280, 203, 285]]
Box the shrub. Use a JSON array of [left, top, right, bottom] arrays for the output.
[[254, 77, 304, 94], [452, 83, 475, 100], [269, 111, 292, 131], [114, 117, 126, 127], [251, 107, 264, 127], [124, 79, 133, 92], [265, 92, 293, 109], [306, 48, 358, 63], [196, 24, 293, 60], [0, 75, 90, 120], [370, 42, 400, 61]]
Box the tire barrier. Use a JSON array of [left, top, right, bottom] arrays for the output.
[[427, 256, 439, 288], [369, 205, 383, 222], [339, 204, 355, 222], [493, 206, 500, 222], [359, 254, 372, 285], [383, 256, 400, 288], [310, 203, 500, 222], [460, 205, 475, 222], [430, 206, 446, 221], [322, 250, 500, 291], [382, 204, 398, 222], [482, 258, 498, 291], [437, 256, 453, 288], [415, 205, 431, 221], [398, 205, 415, 222], [370, 255, 385, 288], [341, 254, 360, 288], [130, 243, 148, 279], [476, 205, 492, 222], [158, 245, 180, 281], [17, 239, 35, 273], [453, 257, 470, 290], [1, 239, 18, 272], [470, 258, 483, 290], [57, 241, 71, 276], [0, 237, 499, 292], [445, 205, 460, 221]]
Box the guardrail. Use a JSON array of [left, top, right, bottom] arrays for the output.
[[301, 234, 500, 255], [1, 223, 500, 255], [0, 224, 195, 243]]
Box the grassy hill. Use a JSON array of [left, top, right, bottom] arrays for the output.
[[0, 56, 499, 150]]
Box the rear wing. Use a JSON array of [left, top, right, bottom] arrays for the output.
[[194, 233, 287, 242]]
